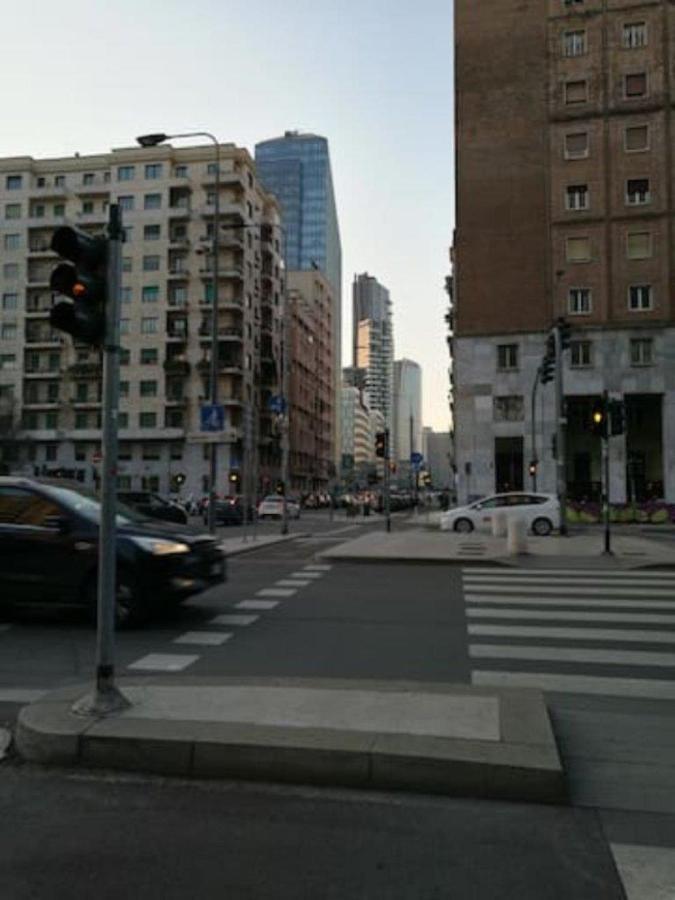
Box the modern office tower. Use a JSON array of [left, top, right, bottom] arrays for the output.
[[286, 270, 335, 493], [255, 132, 342, 468], [0, 144, 285, 497], [453, 0, 675, 504], [352, 272, 393, 425], [392, 358, 423, 467], [422, 427, 454, 490]]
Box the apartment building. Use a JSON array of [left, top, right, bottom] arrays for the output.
[[0, 144, 285, 496], [453, 0, 675, 504], [340, 381, 382, 485], [286, 270, 335, 493], [352, 272, 394, 427]]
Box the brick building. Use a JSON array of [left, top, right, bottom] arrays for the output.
[[453, 0, 675, 504]]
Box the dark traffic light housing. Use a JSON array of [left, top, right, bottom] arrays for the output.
[[50, 226, 108, 346], [228, 471, 241, 491], [608, 398, 626, 437], [528, 460, 537, 477], [591, 398, 608, 438], [375, 431, 388, 458]]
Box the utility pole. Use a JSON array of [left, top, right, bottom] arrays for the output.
[[554, 323, 568, 535], [384, 427, 391, 533], [530, 369, 540, 491]]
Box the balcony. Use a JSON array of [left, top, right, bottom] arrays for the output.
[[25, 304, 52, 318], [75, 178, 109, 196], [25, 331, 63, 347], [169, 236, 190, 248], [163, 358, 191, 376], [200, 170, 246, 189], [67, 362, 102, 378], [24, 367, 62, 379], [168, 204, 191, 219], [168, 266, 189, 279], [28, 243, 55, 257], [22, 399, 60, 409]]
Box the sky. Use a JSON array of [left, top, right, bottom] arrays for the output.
[[0, 0, 454, 430]]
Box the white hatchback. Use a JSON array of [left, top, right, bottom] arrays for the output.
[[257, 495, 301, 520], [440, 492, 560, 536]]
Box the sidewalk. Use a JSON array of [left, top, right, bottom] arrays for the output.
[[219, 532, 305, 557], [16, 676, 564, 803], [320, 527, 675, 569]]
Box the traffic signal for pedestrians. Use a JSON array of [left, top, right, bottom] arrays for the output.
[[375, 431, 387, 458], [608, 398, 626, 437], [590, 398, 608, 438], [170, 473, 186, 492], [49, 226, 108, 346]]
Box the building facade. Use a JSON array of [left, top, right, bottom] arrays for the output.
[[453, 0, 675, 504], [352, 272, 394, 426], [422, 427, 454, 490], [0, 144, 285, 497], [286, 270, 335, 493], [392, 358, 423, 466], [254, 132, 342, 469], [340, 381, 381, 486]]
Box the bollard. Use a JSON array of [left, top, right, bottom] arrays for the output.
[[507, 515, 528, 555], [492, 510, 508, 538]]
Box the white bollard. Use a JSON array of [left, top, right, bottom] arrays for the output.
[[492, 510, 507, 538], [507, 515, 528, 555]]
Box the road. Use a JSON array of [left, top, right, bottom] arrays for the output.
[[1, 509, 675, 896]]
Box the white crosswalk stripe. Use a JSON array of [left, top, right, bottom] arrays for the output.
[[462, 566, 675, 699]]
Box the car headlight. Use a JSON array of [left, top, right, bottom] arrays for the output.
[[130, 537, 191, 556]]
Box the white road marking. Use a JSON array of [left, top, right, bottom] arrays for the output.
[[304, 564, 332, 572], [465, 594, 675, 610], [464, 576, 675, 589], [463, 584, 675, 598], [0, 688, 47, 703], [472, 670, 675, 699], [466, 608, 675, 625], [210, 614, 259, 627], [236, 600, 279, 611], [468, 624, 675, 644], [611, 843, 675, 900], [127, 653, 199, 672], [275, 580, 311, 588], [464, 567, 675, 580], [256, 588, 296, 598], [173, 632, 232, 646], [290, 571, 322, 579], [469, 643, 675, 667]]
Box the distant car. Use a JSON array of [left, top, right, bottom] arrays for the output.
[[0, 477, 226, 627], [205, 498, 244, 527], [257, 495, 301, 520], [117, 491, 188, 525], [440, 492, 560, 536]]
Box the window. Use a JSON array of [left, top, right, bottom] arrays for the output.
[[5, 175, 22, 190], [144, 224, 161, 240], [54, 175, 65, 187], [170, 286, 187, 307], [123, 226, 133, 242], [0, 354, 16, 369], [2, 293, 18, 310], [82, 201, 94, 214], [142, 285, 159, 303], [122, 257, 132, 273], [566, 184, 589, 211], [628, 284, 652, 311], [47, 382, 59, 402], [74, 444, 86, 461], [118, 443, 132, 460], [563, 30, 586, 57], [31, 203, 45, 218], [497, 344, 518, 371], [566, 236, 591, 262], [121, 287, 132, 304], [22, 411, 38, 430], [118, 412, 129, 428], [118, 166, 135, 181], [145, 164, 162, 180], [117, 475, 132, 491], [44, 412, 58, 430], [570, 340, 593, 368], [119, 318, 130, 335], [630, 338, 653, 366], [174, 165, 188, 178], [623, 22, 647, 49], [3, 263, 18, 279], [75, 383, 88, 402], [5, 203, 21, 219], [141, 317, 158, 334], [118, 195, 134, 211], [119, 381, 129, 397], [53, 204, 65, 217], [626, 231, 652, 259], [1, 323, 17, 340], [625, 125, 649, 152], [207, 163, 218, 176], [140, 348, 158, 365], [140, 380, 157, 397], [493, 396, 524, 422], [203, 283, 214, 304], [568, 287, 592, 315], [165, 409, 184, 428], [140, 412, 157, 428], [143, 255, 160, 272], [74, 412, 89, 430], [565, 80, 588, 105], [170, 443, 183, 460], [119, 348, 130, 365], [144, 193, 161, 210], [626, 178, 650, 205], [624, 73, 647, 98], [83, 173, 95, 185], [4, 234, 19, 251]]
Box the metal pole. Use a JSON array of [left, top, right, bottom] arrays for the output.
[[384, 427, 391, 532], [280, 228, 290, 536], [602, 391, 612, 555], [530, 370, 539, 492], [73, 204, 129, 716], [554, 325, 568, 535], [207, 138, 220, 535]]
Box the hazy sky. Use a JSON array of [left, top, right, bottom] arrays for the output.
[[1, 0, 454, 430]]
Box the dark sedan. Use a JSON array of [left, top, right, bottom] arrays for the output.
[[117, 491, 188, 525], [0, 478, 226, 627]]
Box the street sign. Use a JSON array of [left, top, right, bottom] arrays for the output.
[[268, 395, 287, 414], [200, 404, 225, 432], [410, 452, 424, 467]]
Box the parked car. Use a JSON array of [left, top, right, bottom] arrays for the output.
[[440, 492, 560, 535], [0, 477, 226, 626], [204, 497, 244, 527], [257, 495, 301, 520], [117, 491, 188, 525]]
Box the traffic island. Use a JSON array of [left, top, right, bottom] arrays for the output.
[[16, 677, 565, 804]]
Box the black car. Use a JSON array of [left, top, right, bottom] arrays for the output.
[[0, 478, 226, 627], [117, 491, 188, 525], [206, 498, 245, 527]]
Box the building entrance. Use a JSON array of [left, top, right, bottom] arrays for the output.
[[495, 436, 523, 493]]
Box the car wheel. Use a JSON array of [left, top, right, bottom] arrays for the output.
[[86, 569, 147, 629], [532, 517, 553, 536], [454, 517, 474, 534]]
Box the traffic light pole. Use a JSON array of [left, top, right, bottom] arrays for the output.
[[554, 325, 568, 535], [73, 204, 129, 717], [384, 428, 391, 533], [530, 371, 539, 492], [601, 391, 612, 556]]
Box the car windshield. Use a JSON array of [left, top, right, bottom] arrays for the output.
[[263, 496, 283, 503], [46, 485, 146, 526]]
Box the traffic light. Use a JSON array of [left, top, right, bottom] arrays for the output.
[[375, 431, 387, 458], [539, 353, 555, 385], [50, 226, 108, 346], [556, 317, 571, 351], [275, 479, 285, 495], [608, 399, 626, 437], [590, 398, 608, 438], [228, 471, 241, 492], [170, 473, 186, 492], [528, 460, 537, 478]]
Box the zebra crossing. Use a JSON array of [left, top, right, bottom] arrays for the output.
[[462, 566, 675, 700]]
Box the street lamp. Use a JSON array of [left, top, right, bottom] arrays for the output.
[[136, 131, 221, 534]]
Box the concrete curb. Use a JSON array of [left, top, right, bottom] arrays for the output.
[[221, 533, 307, 557], [15, 677, 566, 804]]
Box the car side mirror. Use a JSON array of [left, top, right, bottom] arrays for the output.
[[44, 515, 71, 535]]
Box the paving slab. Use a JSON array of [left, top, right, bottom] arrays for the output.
[[15, 677, 565, 803]]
